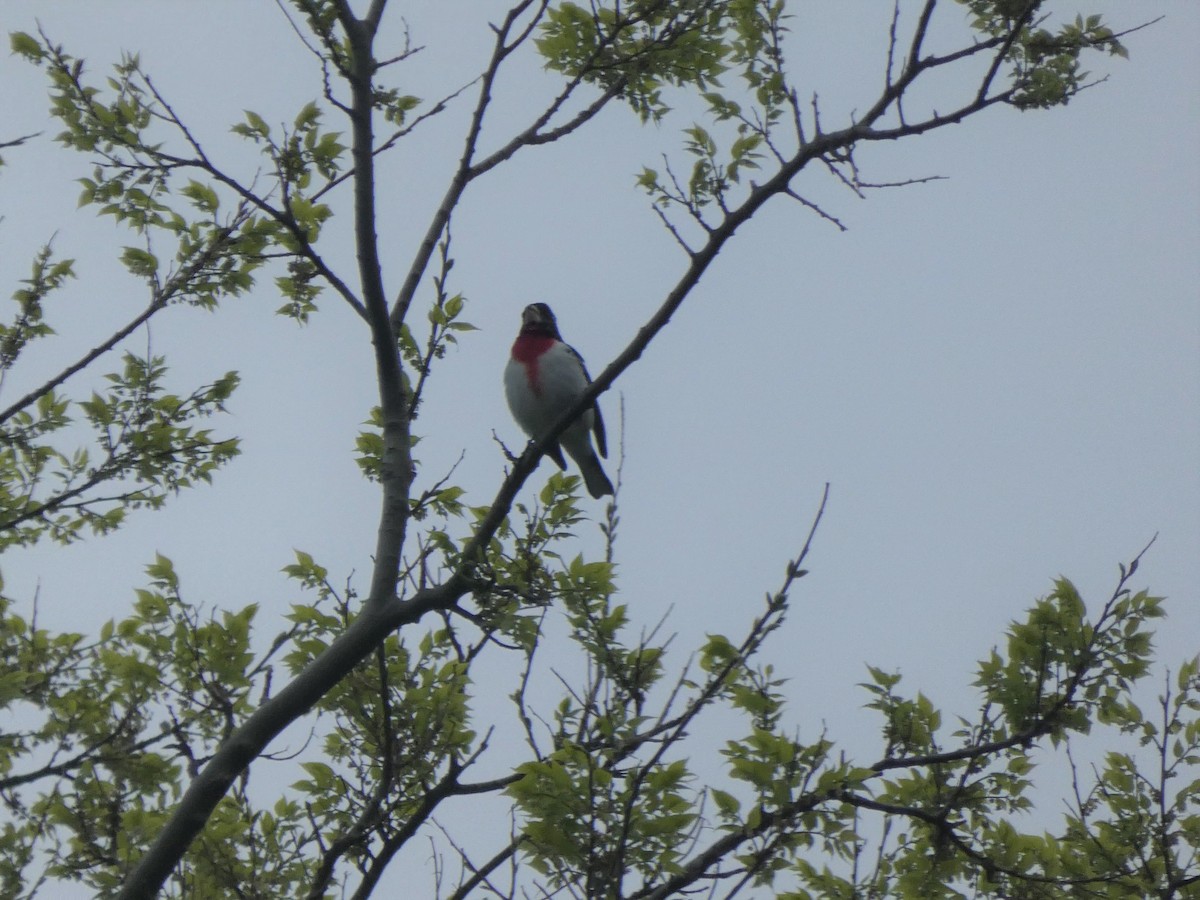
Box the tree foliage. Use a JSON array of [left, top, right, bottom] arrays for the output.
[[0, 1, 1194, 898]]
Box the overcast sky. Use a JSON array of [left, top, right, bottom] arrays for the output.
[[1, 0, 1197, 891]]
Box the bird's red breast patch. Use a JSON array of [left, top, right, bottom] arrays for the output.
[[511, 335, 556, 396]]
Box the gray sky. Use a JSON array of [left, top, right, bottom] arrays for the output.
[[1, 0, 1197, 891]]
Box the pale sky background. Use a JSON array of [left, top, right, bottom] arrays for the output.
[[1, 0, 1197, 893]]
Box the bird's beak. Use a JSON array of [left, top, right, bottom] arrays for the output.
[[521, 306, 541, 326]]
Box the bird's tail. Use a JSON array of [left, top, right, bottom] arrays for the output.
[[577, 453, 614, 499]]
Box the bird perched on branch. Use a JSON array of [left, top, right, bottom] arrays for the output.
[[505, 302, 614, 499]]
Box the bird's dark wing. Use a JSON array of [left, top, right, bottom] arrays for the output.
[[591, 399, 608, 459], [568, 343, 608, 459]]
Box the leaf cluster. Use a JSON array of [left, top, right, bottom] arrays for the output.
[[0, 346, 239, 551], [0, 559, 298, 896], [537, 0, 734, 123], [956, 2, 1129, 109]]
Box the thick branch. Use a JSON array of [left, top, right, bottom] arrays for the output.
[[338, 8, 415, 607]]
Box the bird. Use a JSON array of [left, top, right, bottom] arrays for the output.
[[505, 302, 614, 499]]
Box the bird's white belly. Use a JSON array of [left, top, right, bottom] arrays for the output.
[[505, 345, 593, 439]]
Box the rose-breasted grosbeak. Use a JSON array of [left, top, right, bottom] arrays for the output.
[[505, 302, 614, 499]]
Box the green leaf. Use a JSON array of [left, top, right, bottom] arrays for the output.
[[293, 101, 320, 129], [10, 31, 44, 60], [711, 788, 741, 817], [120, 247, 159, 277]]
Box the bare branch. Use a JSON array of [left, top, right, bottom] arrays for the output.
[[388, 0, 550, 333], [0, 131, 42, 151], [445, 835, 523, 900]]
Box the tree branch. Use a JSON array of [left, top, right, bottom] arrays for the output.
[[336, 6, 416, 610]]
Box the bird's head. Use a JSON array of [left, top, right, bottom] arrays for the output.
[[520, 302, 560, 337]]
